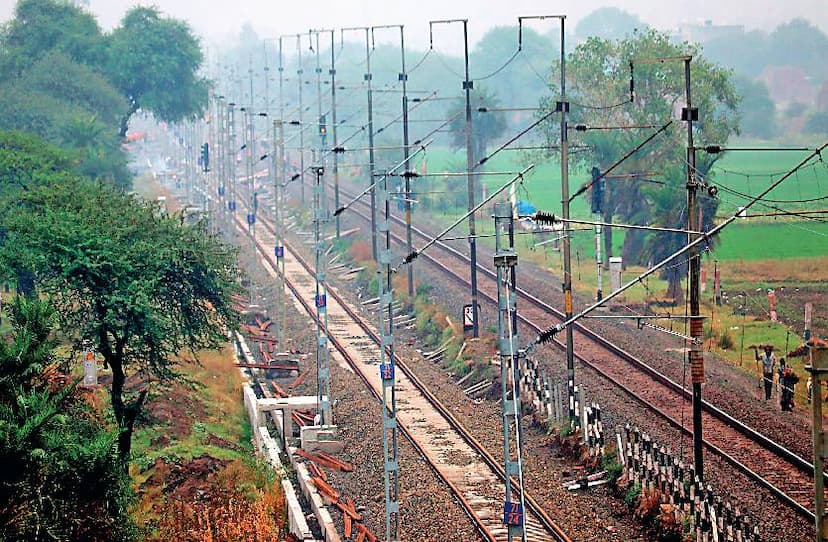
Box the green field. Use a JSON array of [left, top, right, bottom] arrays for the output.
[[418, 144, 828, 262]]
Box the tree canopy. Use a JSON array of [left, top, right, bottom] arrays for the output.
[[540, 29, 739, 300], [107, 6, 210, 137], [1, 176, 242, 462]]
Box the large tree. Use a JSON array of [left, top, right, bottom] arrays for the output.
[[540, 30, 739, 301], [2, 178, 241, 464], [0, 0, 107, 78], [107, 6, 210, 137]]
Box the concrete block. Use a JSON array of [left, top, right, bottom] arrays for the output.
[[300, 425, 344, 454], [282, 478, 314, 540]]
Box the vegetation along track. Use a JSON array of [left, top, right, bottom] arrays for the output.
[[326, 183, 822, 521], [232, 208, 572, 542]]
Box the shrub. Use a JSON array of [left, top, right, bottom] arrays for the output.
[[717, 328, 734, 350]]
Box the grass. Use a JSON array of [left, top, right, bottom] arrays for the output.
[[418, 144, 828, 263], [131, 347, 252, 473]]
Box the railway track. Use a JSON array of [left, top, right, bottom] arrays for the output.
[[233, 210, 572, 542], [318, 182, 821, 522]]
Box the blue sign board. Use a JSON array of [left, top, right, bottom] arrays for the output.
[[503, 502, 523, 526], [247, 213, 256, 225], [315, 294, 326, 308], [380, 363, 394, 381], [275, 246, 284, 258]]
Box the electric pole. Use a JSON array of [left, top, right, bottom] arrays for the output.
[[297, 34, 306, 203], [494, 201, 527, 541], [555, 16, 576, 427], [430, 18, 479, 336], [329, 30, 341, 238], [683, 56, 705, 481]]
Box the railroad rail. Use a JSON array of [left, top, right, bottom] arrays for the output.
[[322, 183, 821, 522], [233, 210, 572, 542]]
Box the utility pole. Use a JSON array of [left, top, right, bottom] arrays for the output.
[[329, 30, 341, 238], [227, 102, 237, 218], [683, 56, 705, 481], [311, 31, 325, 162], [430, 18, 479, 336], [400, 26, 414, 298], [312, 165, 333, 427], [275, 36, 287, 347], [297, 34, 306, 203], [494, 201, 527, 542], [273, 117, 286, 347], [556, 16, 576, 427], [215, 95, 226, 230], [378, 126, 400, 542], [341, 27, 377, 260], [805, 343, 828, 542]]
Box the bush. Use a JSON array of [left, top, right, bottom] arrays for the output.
[[717, 328, 734, 350]]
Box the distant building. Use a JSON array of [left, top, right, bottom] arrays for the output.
[[675, 19, 745, 43]]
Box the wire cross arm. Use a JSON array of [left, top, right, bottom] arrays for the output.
[[529, 139, 828, 350], [394, 164, 536, 272], [332, 139, 433, 217]]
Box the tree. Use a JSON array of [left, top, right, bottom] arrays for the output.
[[734, 75, 776, 139], [575, 7, 648, 41], [447, 86, 508, 165], [767, 18, 828, 82], [2, 178, 242, 464], [0, 297, 135, 541], [0, 0, 107, 78], [107, 6, 210, 137], [540, 30, 739, 301]]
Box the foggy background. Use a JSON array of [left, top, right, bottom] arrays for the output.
[[1, 0, 826, 49]]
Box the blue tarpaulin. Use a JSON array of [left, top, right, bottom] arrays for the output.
[[516, 200, 536, 217]]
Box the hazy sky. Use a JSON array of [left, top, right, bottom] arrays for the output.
[[1, 0, 826, 52]]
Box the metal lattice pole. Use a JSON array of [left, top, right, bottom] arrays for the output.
[[313, 166, 332, 426], [494, 201, 527, 541], [329, 31, 341, 238], [378, 155, 400, 542], [273, 118, 286, 347], [227, 103, 237, 217]]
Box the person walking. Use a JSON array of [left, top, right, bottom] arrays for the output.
[[779, 359, 799, 411], [756, 345, 776, 401]]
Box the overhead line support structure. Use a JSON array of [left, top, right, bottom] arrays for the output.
[[430, 18, 479, 337], [341, 26, 378, 261]]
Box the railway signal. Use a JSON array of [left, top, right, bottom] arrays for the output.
[[200, 142, 209, 172]]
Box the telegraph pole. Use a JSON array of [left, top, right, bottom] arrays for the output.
[[494, 201, 527, 541], [430, 18, 479, 336]]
